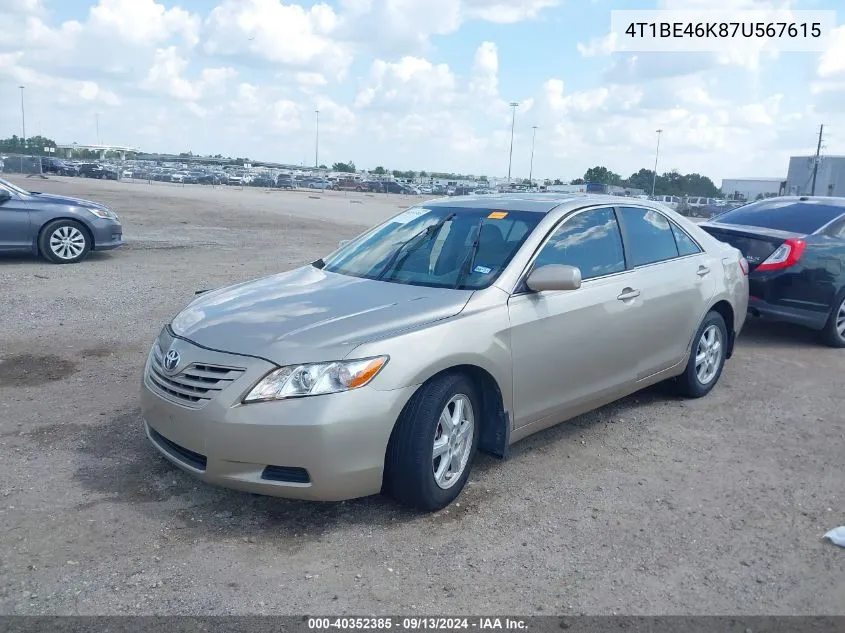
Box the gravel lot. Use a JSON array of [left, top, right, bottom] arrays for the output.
[[0, 176, 842, 616]]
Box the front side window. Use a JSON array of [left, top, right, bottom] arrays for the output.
[[620, 207, 679, 266], [532, 207, 626, 280], [320, 206, 542, 290]]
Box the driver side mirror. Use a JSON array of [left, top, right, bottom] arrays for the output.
[[526, 264, 582, 292], [0, 190, 10, 204]]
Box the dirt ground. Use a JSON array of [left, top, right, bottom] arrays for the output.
[[0, 176, 842, 616]]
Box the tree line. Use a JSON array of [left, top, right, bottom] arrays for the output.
[[1, 135, 57, 155], [572, 165, 721, 198]]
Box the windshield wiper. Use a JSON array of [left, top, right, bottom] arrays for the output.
[[453, 218, 484, 289], [376, 212, 456, 280]]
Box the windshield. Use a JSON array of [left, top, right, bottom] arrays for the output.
[[712, 199, 845, 234], [321, 206, 541, 290], [0, 177, 29, 196]]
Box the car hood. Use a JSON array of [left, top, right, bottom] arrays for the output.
[[170, 265, 473, 365], [26, 192, 109, 211]]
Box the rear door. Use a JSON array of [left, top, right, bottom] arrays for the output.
[[617, 206, 717, 379], [0, 185, 32, 251]]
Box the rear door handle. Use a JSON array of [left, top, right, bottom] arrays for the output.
[[617, 288, 641, 301], [697, 265, 711, 277]]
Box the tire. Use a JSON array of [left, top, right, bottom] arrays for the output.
[[821, 289, 845, 348], [675, 311, 728, 398], [38, 219, 92, 264], [384, 373, 480, 511]]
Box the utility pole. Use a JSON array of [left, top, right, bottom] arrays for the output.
[[19, 86, 26, 148], [507, 102, 518, 182], [96, 112, 100, 145], [315, 109, 320, 169], [651, 129, 663, 198], [810, 123, 824, 196], [528, 126, 538, 187]]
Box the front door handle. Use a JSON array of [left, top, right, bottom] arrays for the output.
[[617, 288, 641, 301], [697, 265, 711, 277]]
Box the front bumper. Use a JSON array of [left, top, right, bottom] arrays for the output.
[[90, 219, 123, 251], [139, 338, 416, 501]]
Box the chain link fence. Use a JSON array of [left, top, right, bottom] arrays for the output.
[[0, 153, 44, 176]]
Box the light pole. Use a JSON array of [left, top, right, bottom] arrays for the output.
[[19, 86, 26, 149], [528, 125, 538, 187], [651, 128, 663, 198], [95, 112, 100, 145], [507, 102, 518, 182], [315, 109, 320, 169]]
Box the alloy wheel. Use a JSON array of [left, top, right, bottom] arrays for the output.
[[49, 226, 86, 261], [694, 324, 723, 385], [432, 394, 474, 490], [836, 298, 845, 341]]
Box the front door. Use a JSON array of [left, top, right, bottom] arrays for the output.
[[507, 206, 643, 427], [0, 186, 31, 251]]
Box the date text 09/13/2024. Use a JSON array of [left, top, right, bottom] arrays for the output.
[[307, 618, 528, 630]]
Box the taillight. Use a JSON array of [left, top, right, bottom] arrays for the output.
[[739, 256, 749, 276], [755, 238, 806, 272]]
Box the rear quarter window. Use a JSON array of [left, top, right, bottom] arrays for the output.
[[714, 199, 845, 234]]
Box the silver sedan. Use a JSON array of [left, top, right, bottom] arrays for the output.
[[140, 194, 748, 511]]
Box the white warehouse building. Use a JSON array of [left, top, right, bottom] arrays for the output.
[[720, 178, 785, 201]]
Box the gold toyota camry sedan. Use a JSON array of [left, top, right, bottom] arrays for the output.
[[140, 194, 749, 511]]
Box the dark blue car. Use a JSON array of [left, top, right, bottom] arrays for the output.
[[0, 177, 123, 264]]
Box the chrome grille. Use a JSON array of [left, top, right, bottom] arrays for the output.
[[146, 343, 245, 408]]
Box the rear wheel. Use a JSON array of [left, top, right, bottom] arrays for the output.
[[675, 311, 728, 398], [384, 373, 479, 511], [39, 220, 91, 264], [821, 290, 845, 348]]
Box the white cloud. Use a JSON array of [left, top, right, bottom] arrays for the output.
[[469, 41, 499, 96], [463, 0, 561, 24], [203, 0, 351, 78], [577, 32, 617, 57], [296, 72, 328, 87], [141, 47, 236, 101], [89, 0, 200, 47], [356, 56, 457, 108], [818, 25, 845, 78]]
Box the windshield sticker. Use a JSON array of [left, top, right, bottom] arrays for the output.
[[473, 265, 493, 274], [487, 211, 508, 219], [391, 208, 429, 225]]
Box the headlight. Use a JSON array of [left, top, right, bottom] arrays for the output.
[[87, 207, 117, 220], [243, 356, 389, 403]]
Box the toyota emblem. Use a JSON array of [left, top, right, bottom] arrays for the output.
[[163, 348, 181, 374]]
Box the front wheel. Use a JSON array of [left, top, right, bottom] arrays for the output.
[[384, 373, 479, 511], [39, 220, 92, 264], [675, 311, 728, 398]]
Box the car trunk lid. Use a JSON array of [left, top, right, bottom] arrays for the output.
[[699, 222, 804, 271]]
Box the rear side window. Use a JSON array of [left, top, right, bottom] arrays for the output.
[[620, 207, 679, 266], [713, 199, 845, 234], [671, 223, 702, 256]]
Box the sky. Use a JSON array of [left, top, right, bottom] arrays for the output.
[[0, 0, 844, 184]]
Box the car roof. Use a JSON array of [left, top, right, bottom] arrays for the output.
[[421, 193, 662, 214]]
